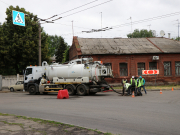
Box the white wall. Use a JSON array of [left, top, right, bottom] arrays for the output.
[[2, 74, 24, 88]]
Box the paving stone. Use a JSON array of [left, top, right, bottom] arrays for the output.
[[9, 132, 21, 135], [7, 125, 22, 131], [33, 132, 41, 135], [73, 130, 81, 133], [31, 124, 46, 129], [48, 127, 59, 131], [64, 127, 75, 131], [87, 130, 95, 135], [0, 129, 9, 133]]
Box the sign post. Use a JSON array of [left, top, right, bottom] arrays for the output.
[[142, 70, 159, 85], [12, 10, 25, 26]]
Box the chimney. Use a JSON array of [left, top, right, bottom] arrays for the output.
[[168, 33, 171, 39]]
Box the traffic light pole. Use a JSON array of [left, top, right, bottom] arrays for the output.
[[38, 22, 41, 66]]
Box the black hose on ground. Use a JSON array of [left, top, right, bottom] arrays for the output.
[[103, 81, 122, 95]]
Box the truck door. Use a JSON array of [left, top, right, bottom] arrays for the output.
[[24, 68, 33, 83]]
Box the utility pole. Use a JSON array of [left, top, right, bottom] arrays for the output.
[[72, 20, 74, 36], [130, 17, 132, 34], [131, 17, 133, 38], [101, 12, 102, 38], [128, 17, 133, 37], [175, 19, 180, 41], [38, 22, 41, 66], [178, 19, 179, 41]]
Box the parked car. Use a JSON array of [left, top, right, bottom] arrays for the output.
[[8, 81, 24, 92]]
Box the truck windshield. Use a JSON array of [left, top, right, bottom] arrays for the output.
[[25, 68, 32, 75]]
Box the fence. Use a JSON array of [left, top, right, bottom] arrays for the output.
[[0, 74, 24, 89]]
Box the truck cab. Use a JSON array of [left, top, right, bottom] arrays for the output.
[[24, 66, 45, 91]]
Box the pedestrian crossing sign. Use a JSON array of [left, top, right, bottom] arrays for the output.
[[12, 10, 25, 26]]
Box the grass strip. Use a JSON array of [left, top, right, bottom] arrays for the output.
[[0, 121, 24, 128]]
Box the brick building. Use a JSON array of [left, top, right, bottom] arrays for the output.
[[69, 36, 180, 84]]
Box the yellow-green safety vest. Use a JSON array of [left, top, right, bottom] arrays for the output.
[[130, 78, 137, 87], [140, 78, 144, 85], [137, 79, 141, 88]]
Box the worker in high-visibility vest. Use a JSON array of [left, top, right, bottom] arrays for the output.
[[122, 78, 127, 95], [130, 76, 137, 94], [139, 76, 147, 94], [136, 77, 142, 96], [124, 82, 131, 95]]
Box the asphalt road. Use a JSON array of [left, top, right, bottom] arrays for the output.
[[0, 90, 180, 135]]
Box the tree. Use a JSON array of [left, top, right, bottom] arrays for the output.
[[41, 31, 50, 63], [55, 37, 68, 63], [172, 37, 180, 41], [47, 35, 62, 57], [0, 6, 49, 75], [62, 46, 70, 63], [0, 23, 16, 74], [127, 29, 154, 38]]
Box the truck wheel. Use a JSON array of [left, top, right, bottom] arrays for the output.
[[10, 87, 14, 92], [77, 84, 87, 96], [65, 85, 76, 95], [29, 85, 37, 95]]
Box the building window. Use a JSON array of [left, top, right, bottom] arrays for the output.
[[149, 62, 157, 70], [164, 62, 171, 76], [138, 63, 145, 76], [119, 63, 128, 76], [175, 62, 180, 75]]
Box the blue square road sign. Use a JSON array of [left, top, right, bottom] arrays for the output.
[[12, 10, 25, 26]]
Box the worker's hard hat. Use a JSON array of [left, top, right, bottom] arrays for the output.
[[139, 76, 142, 78], [132, 76, 134, 78]]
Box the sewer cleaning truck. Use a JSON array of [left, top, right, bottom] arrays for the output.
[[24, 57, 113, 95]]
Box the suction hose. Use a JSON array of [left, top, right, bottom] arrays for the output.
[[103, 81, 122, 94]]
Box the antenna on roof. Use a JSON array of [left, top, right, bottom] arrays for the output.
[[160, 30, 165, 37], [152, 30, 156, 37]]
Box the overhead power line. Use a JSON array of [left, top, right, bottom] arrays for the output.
[[41, 0, 113, 22], [82, 27, 112, 33], [62, 0, 113, 18], [40, 0, 113, 24], [57, 0, 98, 16], [0, 0, 10, 6], [60, 11, 180, 36], [41, 0, 98, 21], [112, 11, 180, 29], [52, 22, 92, 29], [81, 11, 180, 34]]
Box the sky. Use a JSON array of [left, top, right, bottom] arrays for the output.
[[1, 0, 180, 45]]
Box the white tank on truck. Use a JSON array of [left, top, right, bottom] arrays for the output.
[[24, 57, 113, 96]]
